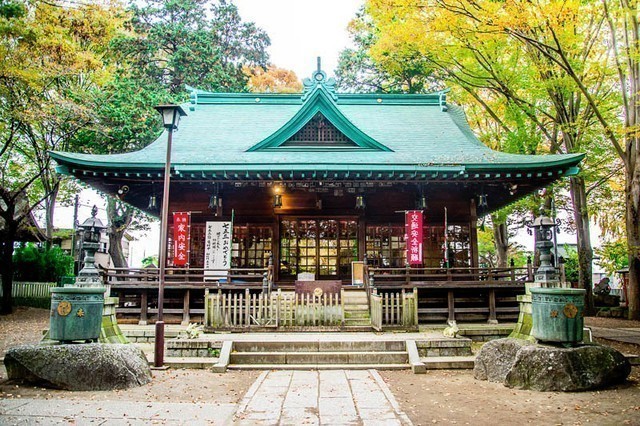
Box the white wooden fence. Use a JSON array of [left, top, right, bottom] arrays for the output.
[[371, 289, 418, 328], [0, 282, 55, 299], [205, 289, 343, 328], [205, 288, 419, 330]]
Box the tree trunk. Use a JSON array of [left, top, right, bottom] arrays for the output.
[[44, 185, 58, 249], [0, 235, 15, 314], [106, 199, 131, 269], [626, 165, 640, 320], [569, 176, 594, 315], [108, 227, 128, 268], [0, 210, 17, 314], [492, 220, 508, 268]]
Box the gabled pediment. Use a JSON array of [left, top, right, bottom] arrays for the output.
[[247, 73, 392, 152], [281, 112, 358, 148]]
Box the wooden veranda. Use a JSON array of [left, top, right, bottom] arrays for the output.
[[105, 262, 533, 327]]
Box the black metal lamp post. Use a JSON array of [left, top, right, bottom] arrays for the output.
[[153, 104, 187, 368]]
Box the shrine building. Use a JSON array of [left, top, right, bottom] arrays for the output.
[[50, 68, 583, 326]]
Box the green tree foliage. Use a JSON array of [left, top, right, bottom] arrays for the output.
[[13, 243, 73, 283], [596, 240, 629, 276], [560, 245, 580, 285], [335, 7, 441, 93], [73, 0, 271, 268], [0, 0, 128, 313], [477, 222, 530, 268], [115, 0, 270, 97], [363, 0, 625, 314]]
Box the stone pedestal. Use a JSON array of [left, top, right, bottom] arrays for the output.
[[99, 297, 129, 344], [508, 282, 537, 342]]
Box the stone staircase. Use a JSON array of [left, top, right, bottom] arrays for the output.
[[226, 340, 409, 370], [342, 287, 371, 327]]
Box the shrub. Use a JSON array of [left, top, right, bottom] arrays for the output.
[[13, 243, 74, 282]]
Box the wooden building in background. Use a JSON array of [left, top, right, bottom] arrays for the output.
[[51, 68, 583, 324]]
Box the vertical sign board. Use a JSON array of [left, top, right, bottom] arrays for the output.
[[172, 212, 190, 266], [406, 210, 424, 266], [204, 221, 233, 280]]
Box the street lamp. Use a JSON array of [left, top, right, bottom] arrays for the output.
[[153, 104, 186, 368]]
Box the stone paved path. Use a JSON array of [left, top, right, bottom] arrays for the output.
[[233, 369, 412, 425]]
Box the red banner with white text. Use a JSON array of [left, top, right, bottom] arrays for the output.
[[173, 212, 191, 266], [405, 210, 423, 266]]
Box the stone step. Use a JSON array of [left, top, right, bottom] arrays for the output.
[[227, 363, 410, 371], [232, 340, 406, 352], [230, 351, 409, 365], [624, 353, 640, 365], [146, 356, 219, 369], [341, 325, 374, 332], [422, 356, 475, 369]]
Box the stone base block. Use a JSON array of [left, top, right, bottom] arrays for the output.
[[474, 338, 631, 392], [4, 343, 152, 391]]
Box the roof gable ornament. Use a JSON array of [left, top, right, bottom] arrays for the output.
[[247, 60, 392, 152], [302, 57, 337, 101]]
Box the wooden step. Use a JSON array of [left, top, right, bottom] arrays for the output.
[[422, 356, 475, 369]]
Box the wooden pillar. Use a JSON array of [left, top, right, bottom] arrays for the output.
[[139, 290, 148, 325], [469, 198, 479, 268], [447, 290, 455, 324], [273, 215, 280, 283], [488, 288, 498, 324], [181, 289, 190, 325], [358, 216, 366, 261]]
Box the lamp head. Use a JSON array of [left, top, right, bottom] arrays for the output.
[[154, 105, 187, 130]]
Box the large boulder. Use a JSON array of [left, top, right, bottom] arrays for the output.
[[474, 338, 534, 382], [4, 343, 152, 391], [505, 344, 631, 391], [474, 338, 631, 392]]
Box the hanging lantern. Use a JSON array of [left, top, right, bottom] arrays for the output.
[[209, 194, 220, 210], [148, 194, 157, 210], [478, 193, 488, 210], [418, 195, 428, 210], [355, 195, 366, 209]]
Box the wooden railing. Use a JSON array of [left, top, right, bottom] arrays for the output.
[[204, 288, 343, 329], [103, 266, 271, 288], [368, 266, 532, 288]]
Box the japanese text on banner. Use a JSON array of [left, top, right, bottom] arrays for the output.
[[405, 210, 423, 266], [204, 221, 233, 279], [173, 212, 190, 266]]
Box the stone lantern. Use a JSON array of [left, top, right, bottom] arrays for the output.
[[49, 206, 106, 342], [530, 211, 558, 286], [528, 209, 586, 346], [76, 206, 107, 287]]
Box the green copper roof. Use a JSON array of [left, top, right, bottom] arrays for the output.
[[51, 70, 584, 175]]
